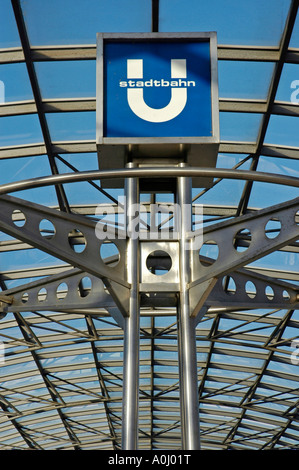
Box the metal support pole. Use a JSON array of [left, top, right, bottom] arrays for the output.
[[177, 164, 201, 450], [121, 163, 140, 449]]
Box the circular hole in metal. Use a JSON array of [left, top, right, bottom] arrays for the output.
[[56, 282, 68, 300], [21, 292, 29, 303], [38, 288, 47, 302], [245, 281, 256, 299], [39, 219, 56, 239], [68, 229, 86, 253], [100, 242, 120, 267], [265, 218, 281, 239], [233, 228, 251, 252], [12, 209, 26, 227], [222, 275, 236, 295], [146, 250, 172, 275], [265, 285, 274, 300], [199, 240, 219, 265], [283, 290, 290, 301], [78, 276, 92, 298]]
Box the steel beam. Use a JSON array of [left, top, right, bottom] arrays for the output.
[[0, 194, 127, 283], [0, 141, 260, 159], [204, 266, 299, 311], [191, 196, 299, 287], [151, 0, 159, 32], [0, 268, 114, 311], [2, 259, 298, 321], [0, 195, 298, 319], [0, 44, 284, 65], [0, 194, 130, 318], [0, 267, 125, 326]]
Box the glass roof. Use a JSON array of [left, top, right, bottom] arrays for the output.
[[0, 0, 298, 451], [160, 0, 291, 45]]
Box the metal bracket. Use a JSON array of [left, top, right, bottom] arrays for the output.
[[205, 266, 299, 310], [0, 194, 128, 287], [3, 259, 297, 319], [189, 264, 299, 324], [187, 196, 299, 321], [0, 294, 14, 318], [0, 195, 298, 328], [0, 294, 13, 305], [0, 267, 126, 327], [191, 196, 299, 285], [0, 268, 113, 311], [0, 194, 131, 320]]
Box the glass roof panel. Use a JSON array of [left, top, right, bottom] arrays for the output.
[[0, 63, 33, 102], [46, 111, 96, 141], [248, 158, 299, 208], [11, 185, 59, 206], [194, 154, 251, 207], [265, 114, 299, 147], [59, 181, 110, 206], [21, 0, 152, 45], [54, 153, 120, 205], [249, 250, 299, 276], [0, 155, 50, 184], [219, 112, 263, 142], [289, 8, 299, 46], [258, 155, 299, 178], [159, 0, 291, 45], [0, 0, 21, 47], [276, 63, 299, 101], [0, 114, 43, 146], [0, 155, 58, 205], [218, 61, 275, 100], [0, 248, 61, 275], [35, 61, 96, 99]]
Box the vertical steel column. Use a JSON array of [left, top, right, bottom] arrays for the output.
[[177, 164, 201, 449], [121, 163, 140, 449]]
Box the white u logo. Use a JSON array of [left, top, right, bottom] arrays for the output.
[[127, 59, 187, 123]]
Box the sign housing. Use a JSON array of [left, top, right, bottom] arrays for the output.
[[96, 32, 219, 188]]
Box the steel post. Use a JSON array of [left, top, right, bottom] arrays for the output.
[[177, 164, 201, 449], [121, 163, 140, 449]]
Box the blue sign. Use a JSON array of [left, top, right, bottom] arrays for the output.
[[103, 40, 212, 138]]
